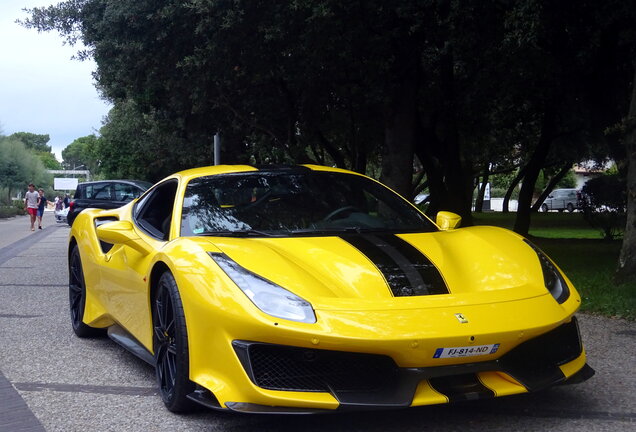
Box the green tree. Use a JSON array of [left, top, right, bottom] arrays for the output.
[[62, 134, 100, 173], [9, 132, 51, 152], [96, 99, 216, 181], [9, 132, 61, 169], [22, 0, 636, 233], [0, 137, 52, 202]]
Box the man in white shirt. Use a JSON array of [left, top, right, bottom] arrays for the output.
[[24, 183, 39, 231]]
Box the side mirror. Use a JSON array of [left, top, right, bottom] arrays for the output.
[[436, 211, 462, 231], [96, 220, 152, 255]]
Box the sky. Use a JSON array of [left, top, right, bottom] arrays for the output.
[[0, 1, 112, 161]]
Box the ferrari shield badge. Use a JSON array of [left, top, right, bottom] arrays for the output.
[[455, 313, 469, 323]]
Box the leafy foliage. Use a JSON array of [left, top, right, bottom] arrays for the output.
[[62, 134, 100, 172], [8, 132, 61, 169], [582, 174, 627, 240], [21, 1, 636, 232], [0, 136, 52, 203]]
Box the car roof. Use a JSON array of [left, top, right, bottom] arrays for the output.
[[77, 179, 152, 190], [165, 164, 364, 184]]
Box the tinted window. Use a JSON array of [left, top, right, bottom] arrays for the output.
[[84, 183, 113, 200], [114, 183, 144, 201], [180, 171, 436, 236]]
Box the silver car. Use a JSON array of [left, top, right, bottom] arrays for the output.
[[541, 188, 580, 212]]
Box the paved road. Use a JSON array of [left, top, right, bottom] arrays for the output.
[[0, 213, 634, 431]]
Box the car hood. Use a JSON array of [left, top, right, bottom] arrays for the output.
[[203, 226, 548, 311]]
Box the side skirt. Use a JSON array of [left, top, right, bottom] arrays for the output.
[[107, 325, 155, 366]]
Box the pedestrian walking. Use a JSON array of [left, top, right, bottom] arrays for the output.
[[36, 188, 48, 230], [24, 183, 39, 231]]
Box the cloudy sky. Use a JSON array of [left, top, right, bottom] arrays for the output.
[[0, 1, 111, 161]]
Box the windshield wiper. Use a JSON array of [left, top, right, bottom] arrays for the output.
[[199, 229, 275, 237]]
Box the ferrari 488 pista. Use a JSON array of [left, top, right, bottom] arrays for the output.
[[68, 165, 593, 413]]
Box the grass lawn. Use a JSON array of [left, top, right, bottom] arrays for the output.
[[473, 212, 635, 320]]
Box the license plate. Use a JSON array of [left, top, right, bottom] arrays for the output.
[[433, 344, 500, 359]]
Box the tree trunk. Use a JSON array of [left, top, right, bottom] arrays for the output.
[[514, 108, 555, 235], [380, 48, 419, 199], [616, 65, 636, 283], [380, 91, 416, 198], [416, 141, 445, 217], [502, 165, 526, 213], [433, 50, 474, 225], [530, 163, 571, 212], [474, 163, 490, 213]]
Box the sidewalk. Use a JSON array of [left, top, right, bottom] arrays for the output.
[[0, 218, 65, 432], [0, 212, 60, 250]]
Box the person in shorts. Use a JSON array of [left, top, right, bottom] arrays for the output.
[[24, 183, 39, 231], [36, 188, 47, 230]]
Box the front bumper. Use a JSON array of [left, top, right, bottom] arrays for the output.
[[219, 317, 592, 412]]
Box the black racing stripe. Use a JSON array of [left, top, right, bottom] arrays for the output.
[[343, 235, 412, 296], [342, 234, 449, 296], [429, 373, 495, 402], [376, 234, 449, 295]]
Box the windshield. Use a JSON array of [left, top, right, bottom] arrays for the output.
[[180, 170, 436, 236]]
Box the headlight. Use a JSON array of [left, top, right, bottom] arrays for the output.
[[209, 252, 316, 323], [524, 240, 570, 304]]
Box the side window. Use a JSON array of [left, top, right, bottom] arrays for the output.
[[89, 183, 113, 200], [133, 180, 178, 241], [114, 183, 141, 202]]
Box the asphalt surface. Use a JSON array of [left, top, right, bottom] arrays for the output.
[[0, 212, 634, 431]]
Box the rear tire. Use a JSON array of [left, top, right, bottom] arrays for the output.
[[153, 272, 196, 412], [567, 203, 574, 212], [68, 246, 104, 338]]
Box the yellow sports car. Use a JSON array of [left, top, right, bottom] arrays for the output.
[[68, 165, 594, 414]]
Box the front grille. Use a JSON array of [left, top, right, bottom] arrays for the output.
[[232, 318, 586, 405], [501, 317, 581, 372], [233, 342, 397, 392], [498, 317, 582, 391]]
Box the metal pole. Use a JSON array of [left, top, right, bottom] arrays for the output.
[[214, 133, 221, 165]]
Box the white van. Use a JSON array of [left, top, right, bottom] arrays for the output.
[[540, 188, 581, 212]]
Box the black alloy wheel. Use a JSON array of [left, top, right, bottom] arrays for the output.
[[153, 272, 196, 412], [68, 246, 103, 337]]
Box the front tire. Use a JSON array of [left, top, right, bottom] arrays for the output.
[[68, 246, 103, 338], [153, 272, 196, 412], [541, 204, 548, 212]]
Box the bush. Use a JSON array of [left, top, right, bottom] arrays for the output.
[[0, 206, 19, 218], [12, 199, 26, 215], [581, 174, 627, 240]]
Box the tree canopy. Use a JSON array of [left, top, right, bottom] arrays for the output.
[[23, 0, 636, 279], [0, 135, 52, 202], [8, 132, 61, 169]]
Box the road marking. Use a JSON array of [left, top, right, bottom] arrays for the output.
[[14, 382, 158, 397]]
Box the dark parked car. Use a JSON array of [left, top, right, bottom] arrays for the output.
[[67, 180, 152, 226]]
